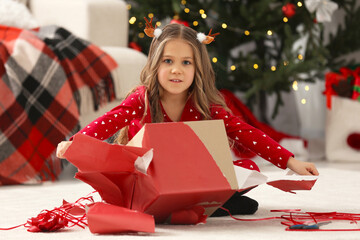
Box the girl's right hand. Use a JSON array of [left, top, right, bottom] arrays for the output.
[[56, 141, 72, 159]]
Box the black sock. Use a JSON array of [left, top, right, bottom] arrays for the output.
[[211, 192, 258, 217]]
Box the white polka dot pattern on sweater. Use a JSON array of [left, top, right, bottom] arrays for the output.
[[73, 86, 293, 169]]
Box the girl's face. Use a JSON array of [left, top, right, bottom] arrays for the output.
[[157, 39, 195, 101]]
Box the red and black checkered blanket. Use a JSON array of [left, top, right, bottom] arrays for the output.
[[0, 25, 117, 185]]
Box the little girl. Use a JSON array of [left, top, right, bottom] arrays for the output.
[[57, 21, 318, 216]]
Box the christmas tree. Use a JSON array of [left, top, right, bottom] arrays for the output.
[[125, 0, 360, 121]]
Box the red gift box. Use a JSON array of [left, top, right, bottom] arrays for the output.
[[127, 120, 238, 222], [65, 120, 238, 224], [65, 120, 317, 233]]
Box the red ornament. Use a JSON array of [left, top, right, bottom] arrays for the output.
[[129, 42, 142, 52], [282, 3, 296, 18], [170, 19, 190, 27], [347, 133, 360, 150]]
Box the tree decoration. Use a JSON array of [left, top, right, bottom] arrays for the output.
[[125, 0, 360, 120], [323, 66, 360, 108], [304, 0, 338, 22], [282, 3, 296, 18]]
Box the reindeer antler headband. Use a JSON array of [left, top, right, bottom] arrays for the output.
[[144, 17, 219, 45]]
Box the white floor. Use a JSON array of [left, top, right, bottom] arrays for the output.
[[1, 159, 360, 240]]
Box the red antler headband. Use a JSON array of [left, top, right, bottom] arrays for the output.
[[143, 17, 219, 45]]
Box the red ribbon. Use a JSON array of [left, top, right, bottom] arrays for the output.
[[0, 195, 93, 232], [221, 207, 360, 231]]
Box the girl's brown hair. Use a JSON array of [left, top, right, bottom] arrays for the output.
[[116, 23, 229, 144]]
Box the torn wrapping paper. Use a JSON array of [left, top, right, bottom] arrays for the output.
[[66, 121, 237, 225], [87, 203, 155, 234], [65, 133, 153, 208], [234, 166, 317, 193], [65, 120, 318, 234]]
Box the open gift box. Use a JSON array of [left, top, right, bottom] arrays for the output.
[[65, 120, 238, 223], [65, 120, 317, 231]]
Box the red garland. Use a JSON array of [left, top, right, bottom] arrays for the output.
[[0, 196, 94, 232]]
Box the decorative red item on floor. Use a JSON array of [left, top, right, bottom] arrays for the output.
[[347, 133, 360, 150], [0, 196, 92, 232]]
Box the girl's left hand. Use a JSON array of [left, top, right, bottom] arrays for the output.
[[286, 157, 319, 176]]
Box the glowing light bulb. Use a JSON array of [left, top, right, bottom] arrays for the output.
[[271, 66, 276, 71], [305, 85, 310, 91], [301, 98, 307, 104], [222, 23, 227, 29], [201, 13, 207, 19], [253, 64, 259, 69], [212, 57, 218, 63], [199, 9, 205, 14], [267, 30, 273, 36], [148, 13, 154, 18], [244, 30, 250, 36], [193, 21, 199, 26], [184, 8, 190, 13], [298, 54, 303, 60], [230, 65, 236, 71], [297, 2, 303, 7], [292, 81, 298, 91], [129, 17, 136, 24], [283, 17, 288, 22]]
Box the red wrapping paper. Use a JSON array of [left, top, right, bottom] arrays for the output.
[[65, 122, 236, 226], [267, 179, 317, 194], [64, 133, 151, 173], [87, 203, 155, 233]]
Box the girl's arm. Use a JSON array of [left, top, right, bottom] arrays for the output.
[[56, 88, 146, 158], [212, 106, 318, 174], [287, 157, 319, 175]]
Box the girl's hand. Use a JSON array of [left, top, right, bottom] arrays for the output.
[[56, 141, 72, 159], [286, 157, 319, 176]]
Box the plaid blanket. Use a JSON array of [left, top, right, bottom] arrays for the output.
[[0, 25, 117, 185]]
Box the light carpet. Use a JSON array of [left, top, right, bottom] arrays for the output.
[[1, 161, 360, 240]]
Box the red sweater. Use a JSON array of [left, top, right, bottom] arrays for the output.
[[75, 86, 293, 169]]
